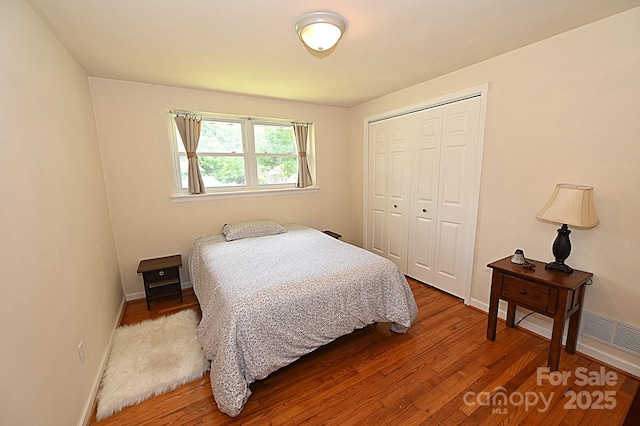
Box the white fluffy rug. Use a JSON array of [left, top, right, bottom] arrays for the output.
[[96, 309, 210, 420]]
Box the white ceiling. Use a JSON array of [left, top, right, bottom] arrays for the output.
[[26, 0, 640, 107]]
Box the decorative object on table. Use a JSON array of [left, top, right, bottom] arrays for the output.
[[96, 309, 210, 420], [511, 249, 525, 264], [536, 184, 599, 274], [510, 249, 536, 270]]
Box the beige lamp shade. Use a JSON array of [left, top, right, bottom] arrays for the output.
[[536, 184, 599, 228]]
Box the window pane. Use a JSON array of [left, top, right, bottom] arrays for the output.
[[254, 125, 296, 154], [175, 125, 185, 153], [257, 156, 298, 185], [179, 156, 188, 188], [198, 156, 246, 187], [179, 156, 246, 188], [198, 121, 243, 153]]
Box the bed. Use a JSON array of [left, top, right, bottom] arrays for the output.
[[189, 220, 418, 417]]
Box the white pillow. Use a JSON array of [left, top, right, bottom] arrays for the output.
[[222, 219, 286, 241]]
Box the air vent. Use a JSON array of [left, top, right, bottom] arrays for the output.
[[581, 312, 615, 342], [580, 311, 640, 356], [613, 324, 640, 355]]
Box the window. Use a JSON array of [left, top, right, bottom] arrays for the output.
[[170, 113, 314, 194]]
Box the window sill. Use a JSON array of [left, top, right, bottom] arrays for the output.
[[170, 186, 320, 202]]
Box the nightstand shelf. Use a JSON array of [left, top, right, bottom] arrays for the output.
[[137, 254, 183, 310]]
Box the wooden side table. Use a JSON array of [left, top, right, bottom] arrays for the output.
[[487, 256, 592, 371], [322, 230, 342, 239], [137, 254, 183, 310]]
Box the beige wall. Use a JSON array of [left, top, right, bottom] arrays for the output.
[[348, 7, 640, 370], [0, 1, 123, 425], [2, 3, 637, 424], [89, 79, 349, 296]]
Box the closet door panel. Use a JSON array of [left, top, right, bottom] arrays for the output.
[[433, 97, 481, 298], [371, 209, 385, 255], [388, 151, 406, 199], [436, 220, 461, 278], [385, 115, 412, 272], [410, 216, 435, 274], [434, 146, 466, 285], [373, 153, 387, 197], [441, 146, 465, 208], [408, 108, 441, 283], [407, 145, 439, 281], [387, 211, 405, 262], [367, 122, 388, 256]]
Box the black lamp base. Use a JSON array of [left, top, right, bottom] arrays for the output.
[[545, 261, 574, 274], [547, 223, 574, 274]]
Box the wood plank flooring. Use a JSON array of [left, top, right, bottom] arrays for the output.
[[89, 278, 639, 425]]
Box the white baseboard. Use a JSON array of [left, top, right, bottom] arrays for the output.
[[78, 295, 127, 426], [125, 281, 193, 301], [470, 298, 640, 377]]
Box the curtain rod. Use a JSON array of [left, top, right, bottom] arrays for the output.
[[168, 110, 311, 126], [169, 111, 202, 119]]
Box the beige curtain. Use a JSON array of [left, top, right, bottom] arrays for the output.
[[293, 124, 313, 188], [174, 115, 205, 194]]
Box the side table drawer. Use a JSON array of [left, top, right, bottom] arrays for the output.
[[502, 275, 551, 313], [143, 267, 179, 287]]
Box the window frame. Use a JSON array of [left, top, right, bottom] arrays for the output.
[[169, 111, 315, 197]]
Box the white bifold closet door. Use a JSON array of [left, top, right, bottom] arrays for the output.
[[367, 114, 412, 271], [367, 96, 482, 299]]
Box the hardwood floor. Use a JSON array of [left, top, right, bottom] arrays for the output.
[[89, 278, 639, 425]]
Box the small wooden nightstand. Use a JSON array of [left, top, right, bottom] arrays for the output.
[[322, 230, 342, 239], [487, 256, 592, 371], [137, 254, 183, 310]]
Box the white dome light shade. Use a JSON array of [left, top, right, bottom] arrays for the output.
[[299, 22, 342, 51], [296, 12, 347, 51]]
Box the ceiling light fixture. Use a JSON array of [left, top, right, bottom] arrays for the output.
[[295, 11, 347, 51]]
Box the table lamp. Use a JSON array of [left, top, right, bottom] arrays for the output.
[[535, 184, 599, 273]]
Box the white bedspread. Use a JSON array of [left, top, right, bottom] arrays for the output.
[[189, 224, 418, 416]]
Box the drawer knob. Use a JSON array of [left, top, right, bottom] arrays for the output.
[[520, 289, 526, 295], [422, 208, 427, 213], [159, 270, 165, 276], [394, 204, 398, 208]]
